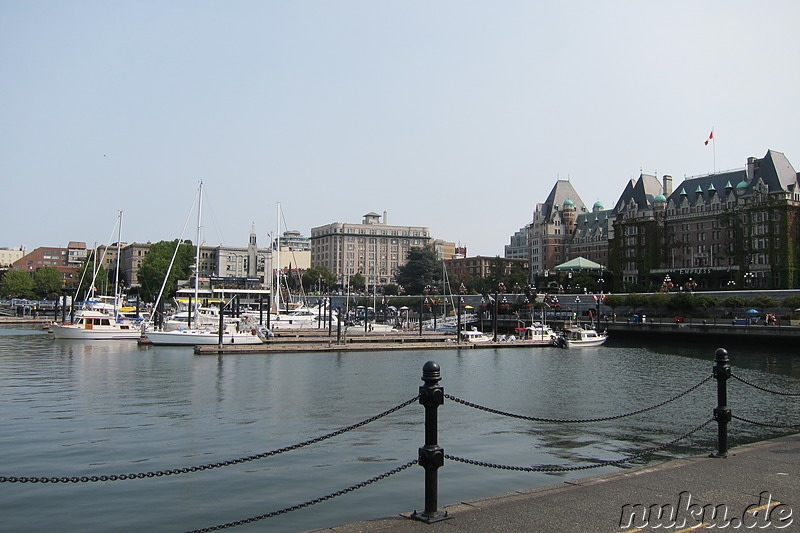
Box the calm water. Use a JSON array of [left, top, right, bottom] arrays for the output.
[[1, 325, 799, 532]]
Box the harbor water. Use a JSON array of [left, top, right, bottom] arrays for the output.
[[1, 324, 799, 532]]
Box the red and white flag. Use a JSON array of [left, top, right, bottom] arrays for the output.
[[704, 130, 714, 145]]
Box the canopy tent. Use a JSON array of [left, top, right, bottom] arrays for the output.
[[553, 257, 604, 272]]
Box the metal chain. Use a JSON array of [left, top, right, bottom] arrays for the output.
[[183, 459, 418, 533], [0, 396, 419, 484], [732, 414, 800, 429], [445, 418, 714, 473], [730, 374, 800, 397], [445, 375, 713, 424]]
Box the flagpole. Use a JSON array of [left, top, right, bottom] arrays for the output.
[[712, 126, 716, 173]]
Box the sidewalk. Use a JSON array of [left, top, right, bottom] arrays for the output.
[[316, 433, 799, 532]]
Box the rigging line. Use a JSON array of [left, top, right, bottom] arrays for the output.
[[83, 213, 122, 303], [147, 183, 201, 326], [279, 206, 309, 303]]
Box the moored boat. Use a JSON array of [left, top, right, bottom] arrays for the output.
[[557, 326, 609, 348], [50, 310, 143, 340]]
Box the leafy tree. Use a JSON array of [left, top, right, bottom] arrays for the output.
[[648, 292, 671, 310], [722, 296, 747, 314], [0, 270, 34, 299], [782, 294, 800, 310], [383, 283, 399, 296], [624, 293, 648, 310], [137, 240, 195, 303], [668, 292, 696, 313], [693, 294, 719, 309], [33, 267, 63, 299], [749, 295, 777, 311], [349, 272, 366, 291], [395, 245, 442, 294], [603, 294, 625, 311], [302, 266, 337, 293]]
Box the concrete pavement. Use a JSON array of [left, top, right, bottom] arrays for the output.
[[314, 433, 799, 533]]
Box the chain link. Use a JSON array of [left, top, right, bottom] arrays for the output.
[[732, 414, 800, 429], [0, 396, 419, 484], [446, 375, 713, 424], [183, 459, 418, 533], [730, 374, 800, 397], [445, 418, 714, 473]]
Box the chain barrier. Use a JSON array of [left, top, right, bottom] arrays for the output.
[[184, 459, 418, 533], [0, 396, 419, 484], [730, 374, 800, 397], [732, 414, 800, 429], [445, 375, 713, 424], [445, 418, 714, 473]]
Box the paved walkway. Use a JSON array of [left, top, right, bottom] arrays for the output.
[[315, 433, 799, 533]]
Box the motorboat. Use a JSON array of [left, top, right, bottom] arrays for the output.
[[50, 310, 143, 340], [556, 327, 609, 348], [144, 323, 266, 346], [520, 323, 557, 341], [459, 327, 491, 343]]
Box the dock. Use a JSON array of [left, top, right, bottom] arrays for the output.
[[318, 432, 800, 533], [193, 331, 554, 354]]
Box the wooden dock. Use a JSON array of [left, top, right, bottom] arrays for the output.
[[192, 331, 554, 355]]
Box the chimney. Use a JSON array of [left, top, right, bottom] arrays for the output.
[[662, 175, 673, 197], [383, 211, 388, 225], [746, 157, 757, 182]]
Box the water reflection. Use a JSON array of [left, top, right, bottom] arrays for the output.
[[0, 327, 798, 532]]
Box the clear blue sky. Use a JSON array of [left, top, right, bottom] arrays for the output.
[[2, 1, 799, 257]]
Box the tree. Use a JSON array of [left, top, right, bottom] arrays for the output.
[[603, 294, 625, 312], [749, 295, 777, 312], [624, 293, 649, 311], [302, 266, 337, 293], [722, 296, 747, 315], [349, 272, 366, 291], [137, 240, 195, 303], [33, 267, 63, 299], [395, 245, 442, 294], [782, 294, 800, 310], [0, 270, 34, 299]]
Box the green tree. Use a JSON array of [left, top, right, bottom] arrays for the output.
[[668, 292, 696, 314], [395, 245, 442, 294], [722, 296, 747, 315], [137, 240, 195, 303], [624, 293, 648, 311], [75, 261, 108, 300], [782, 294, 800, 310], [0, 270, 34, 299], [604, 294, 625, 312], [33, 267, 63, 299], [302, 266, 337, 293], [647, 292, 671, 311], [349, 272, 366, 291], [749, 295, 777, 312]]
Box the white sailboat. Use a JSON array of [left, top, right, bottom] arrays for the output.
[[144, 182, 265, 346]]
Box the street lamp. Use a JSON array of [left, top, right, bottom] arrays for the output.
[[575, 296, 580, 326], [744, 272, 754, 289]]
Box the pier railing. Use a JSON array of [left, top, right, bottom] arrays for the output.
[[2, 349, 799, 531]]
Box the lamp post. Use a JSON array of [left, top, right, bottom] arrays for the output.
[[744, 272, 754, 290], [575, 295, 580, 327]]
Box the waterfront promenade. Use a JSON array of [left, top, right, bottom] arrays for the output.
[[319, 433, 800, 533]]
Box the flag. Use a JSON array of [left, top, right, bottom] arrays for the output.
[[704, 130, 714, 146]]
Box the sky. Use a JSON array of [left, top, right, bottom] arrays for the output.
[[2, 1, 799, 257]]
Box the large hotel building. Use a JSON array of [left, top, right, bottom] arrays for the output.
[[310, 211, 452, 288]]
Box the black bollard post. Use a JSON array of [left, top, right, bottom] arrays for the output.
[[710, 347, 731, 458], [412, 361, 449, 523]]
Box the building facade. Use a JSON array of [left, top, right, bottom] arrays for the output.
[[310, 211, 432, 288], [512, 149, 800, 292]]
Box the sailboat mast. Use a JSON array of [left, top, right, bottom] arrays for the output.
[[114, 210, 123, 314], [195, 181, 203, 315], [275, 202, 281, 314]]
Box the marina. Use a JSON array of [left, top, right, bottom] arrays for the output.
[[1, 322, 799, 532]]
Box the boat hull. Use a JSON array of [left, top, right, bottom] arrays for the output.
[[50, 324, 142, 340], [144, 329, 264, 346]]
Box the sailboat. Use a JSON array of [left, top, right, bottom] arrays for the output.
[[51, 211, 144, 340], [144, 182, 265, 346]]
